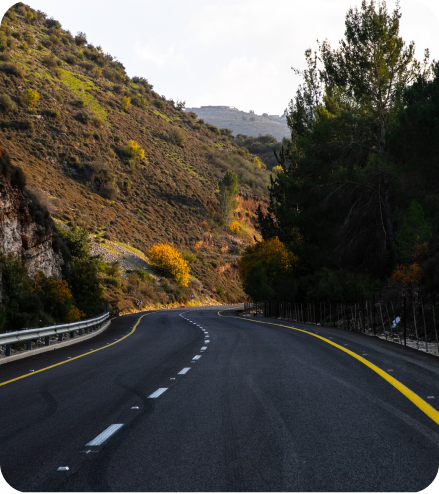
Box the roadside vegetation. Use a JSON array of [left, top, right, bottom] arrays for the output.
[[242, 0, 439, 304]]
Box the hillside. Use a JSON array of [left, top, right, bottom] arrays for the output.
[[0, 3, 271, 312], [185, 106, 290, 142]]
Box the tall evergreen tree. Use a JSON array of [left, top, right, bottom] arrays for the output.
[[257, 0, 431, 299]]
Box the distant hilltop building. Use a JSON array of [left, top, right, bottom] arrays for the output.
[[185, 106, 290, 142]]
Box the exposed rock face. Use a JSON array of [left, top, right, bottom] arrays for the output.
[[185, 106, 290, 141], [0, 174, 63, 280]]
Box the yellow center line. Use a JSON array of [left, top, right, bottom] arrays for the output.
[[218, 310, 439, 426], [0, 313, 150, 388]]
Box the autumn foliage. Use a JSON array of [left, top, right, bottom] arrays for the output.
[[228, 220, 241, 235], [35, 272, 85, 322], [124, 139, 145, 160], [148, 243, 190, 287], [238, 238, 298, 301], [391, 263, 422, 287], [23, 88, 40, 107]]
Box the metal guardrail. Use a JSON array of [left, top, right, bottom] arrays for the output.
[[0, 311, 110, 357]]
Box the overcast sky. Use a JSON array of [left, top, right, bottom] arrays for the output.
[[1, 0, 438, 115]]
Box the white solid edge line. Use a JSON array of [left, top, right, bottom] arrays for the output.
[[148, 387, 168, 398], [178, 367, 191, 375], [85, 424, 124, 446]]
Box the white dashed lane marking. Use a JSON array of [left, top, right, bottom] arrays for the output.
[[85, 424, 124, 446], [178, 367, 191, 375], [193, 355, 202, 360], [148, 388, 168, 398]]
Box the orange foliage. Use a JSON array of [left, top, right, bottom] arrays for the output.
[[412, 242, 429, 260], [148, 243, 190, 287], [391, 263, 421, 287], [238, 237, 298, 284], [67, 306, 85, 323], [35, 272, 84, 323], [229, 220, 241, 235], [35, 273, 73, 303]]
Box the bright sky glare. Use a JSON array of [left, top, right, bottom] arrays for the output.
[[1, 0, 438, 115]]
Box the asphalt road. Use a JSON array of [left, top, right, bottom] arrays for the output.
[[0, 306, 438, 491]]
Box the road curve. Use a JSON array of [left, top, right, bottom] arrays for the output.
[[0, 306, 438, 491]]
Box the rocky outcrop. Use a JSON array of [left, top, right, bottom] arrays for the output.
[[0, 174, 63, 280], [185, 106, 290, 141]]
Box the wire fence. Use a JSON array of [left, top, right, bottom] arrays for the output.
[[244, 294, 439, 356]]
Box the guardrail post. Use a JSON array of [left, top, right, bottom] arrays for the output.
[[58, 334, 63, 342], [6, 344, 11, 357], [27, 340, 32, 351], [373, 295, 377, 335], [403, 296, 407, 346], [70, 331, 75, 339], [45, 336, 50, 346], [78, 328, 83, 335]]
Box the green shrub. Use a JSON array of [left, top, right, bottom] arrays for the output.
[[180, 250, 197, 263], [207, 123, 220, 135], [104, 276, 122, 289], [0, 63, 24, 77], [71, 99, 86, 108], [169, 127, 187, 147], [0, 94, 17, 113], [91, 115, 104, 128], [74, 111, 91, 124], [75, 31, 87, 46], [23, 31, 35, 46], [45, 18, 61, 29], [105, 261, 122, 277], [153, 99, 165, 110], [103, 67, 127, 84], [126, 269, 152, 282], [0, 254, 42, 331], [131, 94, 147, 109], [44, 108, 60, 119], [0, 31, 8, 52], [18, 118, 35, 134], [64, 53, 77, 65], [19, 42, 30, 52], [4, 9, 16, 21], [42, 54, 57, 68], [99, 181, 118, 200], [61, 35, 71, 46]]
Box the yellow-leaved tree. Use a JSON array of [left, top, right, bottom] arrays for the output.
[[124, 139, 145, 160], [148, 244, 190, 287], [238, 237, 298, 301]]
